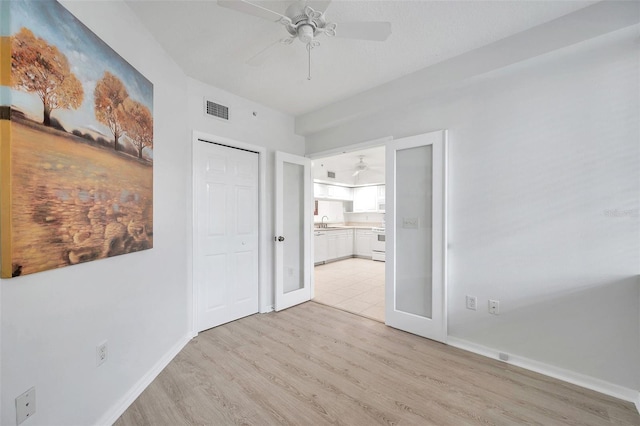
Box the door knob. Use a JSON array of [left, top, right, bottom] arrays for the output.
[[277, 236, 285, 242]]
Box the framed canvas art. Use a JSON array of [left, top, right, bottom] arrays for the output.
[[0, 0, 153, 277]]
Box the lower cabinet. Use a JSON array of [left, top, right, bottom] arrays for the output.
[[355, 229, 373, 258], [314, 232, 327, 264], [315, 228, 354, 264]]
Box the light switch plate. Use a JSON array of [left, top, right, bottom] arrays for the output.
[[402, 217, 419, 229], [16, 387, 36, 424]]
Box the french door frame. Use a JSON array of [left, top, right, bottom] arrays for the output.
[[308, 132, 448, 343]]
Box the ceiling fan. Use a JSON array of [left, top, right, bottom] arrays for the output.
[[352, 155, 368, 177], [217, 0, 392, 79]]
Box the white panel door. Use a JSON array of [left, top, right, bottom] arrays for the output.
[[385, 130, 447, 342], [274, 151, 312, 311], [194, 141, 259, 332]]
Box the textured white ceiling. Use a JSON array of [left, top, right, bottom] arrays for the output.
[[312, 145, 385, 185], [126, 0, 595, 116]]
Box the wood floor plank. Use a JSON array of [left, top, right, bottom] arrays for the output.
[[115, 302, 640, 426], [282, 303, 618, 425]]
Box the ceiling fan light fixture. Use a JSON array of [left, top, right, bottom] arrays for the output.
[[297, 24, 315, 44]]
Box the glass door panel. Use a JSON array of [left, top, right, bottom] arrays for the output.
[[283, 161, 305, 293], [395, 145, 433, 319]]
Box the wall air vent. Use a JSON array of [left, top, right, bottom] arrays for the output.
[[327, 171, 336, 179], [205, 100, 229, 121]]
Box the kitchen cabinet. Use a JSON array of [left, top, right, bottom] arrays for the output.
[[353, 186, 378, 212], [337, 229, 354, 258], [355, 229, 373, 258], [377, 185, 385, 211], [315, 228, 354, 264], [314, 183, 353, 201], [314, 231, 327, 264], [314, 183, 327, 199], [326, 231, 339, 260]]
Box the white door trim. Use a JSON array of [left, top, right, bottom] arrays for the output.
[[307, 136, 394, 160], [190, 130, 268, 337]]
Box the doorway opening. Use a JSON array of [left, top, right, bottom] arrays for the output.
[[311, 146, 386, 322]]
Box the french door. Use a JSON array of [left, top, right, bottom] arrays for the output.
[[274, 151, 313, 311], [385, 130, 447, 342]]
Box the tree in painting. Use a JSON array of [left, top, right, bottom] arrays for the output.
[[10, 27, 84, 127], [94, 71, 129, 151], [124, 99, 153, 159]]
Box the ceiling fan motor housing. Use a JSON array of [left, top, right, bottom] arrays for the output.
[[285, 2, 329, 43]]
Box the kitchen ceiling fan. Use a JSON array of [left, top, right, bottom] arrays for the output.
[[352, 155, 368, 177], [217, 0, 392, 79]]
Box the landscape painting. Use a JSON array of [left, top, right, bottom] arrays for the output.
[[0, 0, 153, 278]]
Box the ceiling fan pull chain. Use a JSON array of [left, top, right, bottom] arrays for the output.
[[307, 42, 312, 80], [306, 41, 320, 80]]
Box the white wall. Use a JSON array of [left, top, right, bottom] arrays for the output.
[[344, 212, 385, 226], [186, 77, 304, 312], [305, 28, 640, 392], [1, 1, 191, 425], [315, 200, 346, 224], [2, 2, 307, 424]]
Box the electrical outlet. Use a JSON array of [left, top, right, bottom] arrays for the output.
[[15, 387, 36, 425], [96, 341, 108, 367], [465, 295, 477, 310], [488, 299, 500, 315]]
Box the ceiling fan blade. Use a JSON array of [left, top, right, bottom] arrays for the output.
[[307, 0, 332, 13], [217, 0, 291, 23], [246, 37, 293, 66], [335, 21, 392, 41]]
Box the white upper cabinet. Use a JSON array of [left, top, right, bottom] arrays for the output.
[[315, 182, 384, 211], [314, 183, 353, 201], [377, 185, 385, 211], [314, 183, 327, 198], [353, 186, 378, 212]]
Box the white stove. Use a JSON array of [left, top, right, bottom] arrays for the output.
[[371, 227, 385, 262]]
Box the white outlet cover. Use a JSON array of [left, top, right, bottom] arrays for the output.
[[16, 387, 36, 425], [465, 295, 477, 310]]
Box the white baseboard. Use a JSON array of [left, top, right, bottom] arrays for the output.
[[95, 333, 192, 425], [447, 337, 640, 413]]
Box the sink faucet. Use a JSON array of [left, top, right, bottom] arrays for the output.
[[321, 216, 329, 228]]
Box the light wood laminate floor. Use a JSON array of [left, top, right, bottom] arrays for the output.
[[116, 302, 640, 425]]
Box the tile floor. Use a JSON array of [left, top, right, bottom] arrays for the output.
[[313, 257, 385, 322]]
